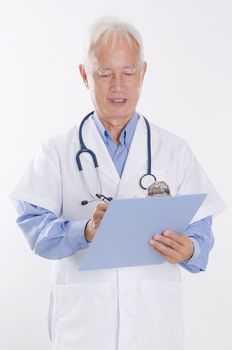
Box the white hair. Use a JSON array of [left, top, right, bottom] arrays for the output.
[[81, 16, 144, 67]]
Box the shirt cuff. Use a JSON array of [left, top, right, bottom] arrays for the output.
[[182, 237, 201, 264], [66, 220, 89, 252]]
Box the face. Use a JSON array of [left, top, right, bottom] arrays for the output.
[[79, 35, 147, 122]]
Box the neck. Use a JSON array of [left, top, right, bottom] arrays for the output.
[[97, 114, 134, 144]]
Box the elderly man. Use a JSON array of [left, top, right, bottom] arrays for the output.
[[11, 16, 225, 350]]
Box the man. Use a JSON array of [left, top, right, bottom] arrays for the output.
[[11, 16, 225, 350]]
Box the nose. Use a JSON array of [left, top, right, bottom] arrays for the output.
[[110, 73, 124, 92]]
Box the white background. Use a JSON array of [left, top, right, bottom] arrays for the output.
[[0, 1, 231, 349]]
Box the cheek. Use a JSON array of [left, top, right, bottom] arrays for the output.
[[129, 84, 142, 99], [93, 81, 109, 96], [91, 85, 109, 106], [127, 76, 142, 92]]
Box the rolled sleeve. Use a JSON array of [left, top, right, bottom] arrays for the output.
[[66, 220, 89, 251], [179, 216, 213, 273], [16, 201, 89, 259]]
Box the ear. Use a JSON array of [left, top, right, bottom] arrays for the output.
[[141, 61, 147, 81], [79, 64, 89, 89]]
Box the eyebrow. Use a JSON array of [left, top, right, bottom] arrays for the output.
[[98, 65, 136, 71], [122, 66, 136, 69], [98, 67, 112, 71]]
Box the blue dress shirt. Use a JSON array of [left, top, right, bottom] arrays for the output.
[[16, 113, 214, 272], [92, 112, 139, 177]]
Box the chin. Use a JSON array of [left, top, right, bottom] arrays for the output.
[[106, 107, 135, 120]]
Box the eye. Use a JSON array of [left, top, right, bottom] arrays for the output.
[[98, 71, 112, 78], [123, 72, 135, 76], [101, 74, 111, 78]]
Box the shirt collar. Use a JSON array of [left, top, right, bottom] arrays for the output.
[[92, 112, 139, 147]]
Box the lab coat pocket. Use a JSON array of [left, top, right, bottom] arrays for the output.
[[52, 282, 117, 350], [138, 280, 184, 350]]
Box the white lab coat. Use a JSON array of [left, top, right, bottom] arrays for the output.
[[11, 116, 225, 350]]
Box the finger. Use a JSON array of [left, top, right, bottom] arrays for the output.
[[149, 239, 179, 263], [149, 236, 193, 262], [149, 239, 179, 259], [161, 231, 189, 245], [95, 202, 108, 212], [153, 234, 182, 250], [92, 217, 103, 229], [92, 206, 107, 221], [92, 207, 108, 227], [160, 254, 177, 264], [92, 220, 100, 229], [94, 209, 106, 218]]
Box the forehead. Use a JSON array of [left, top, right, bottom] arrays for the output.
[[90, 33, 140, 68]]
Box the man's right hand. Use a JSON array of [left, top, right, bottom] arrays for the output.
[[84, 202, 108, 242]]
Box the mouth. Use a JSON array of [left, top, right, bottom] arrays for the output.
[[109, 98, 127, 106]]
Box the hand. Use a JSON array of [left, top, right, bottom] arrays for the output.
[[149, 230, 194, 264], [84, 202, 108, 242]]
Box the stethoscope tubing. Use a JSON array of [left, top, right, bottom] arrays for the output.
[[76, 111, 157, 203]]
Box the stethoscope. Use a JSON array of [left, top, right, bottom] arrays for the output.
[[76, 111, 169, 205]]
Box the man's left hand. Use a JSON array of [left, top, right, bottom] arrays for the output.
[[149, 231, 194, 264]]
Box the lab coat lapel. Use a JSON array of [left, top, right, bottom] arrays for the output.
[[75, 117, 120, 186]]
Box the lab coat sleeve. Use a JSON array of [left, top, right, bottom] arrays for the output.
[[177, 141, 226, 222], [10, 140, 62, 217]]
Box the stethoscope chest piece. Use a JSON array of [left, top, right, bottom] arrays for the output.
[[147, 181, 171, 196]]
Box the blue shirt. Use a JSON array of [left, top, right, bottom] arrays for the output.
[[16, 113, 214, 272], [92, 112, 139, 177]]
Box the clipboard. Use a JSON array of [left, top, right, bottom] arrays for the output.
[[79, 193, 207, 271]]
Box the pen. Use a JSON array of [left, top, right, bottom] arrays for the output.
[[96, 194, 113, 203]]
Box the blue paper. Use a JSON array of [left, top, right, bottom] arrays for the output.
[[79, 193, 207, 271]]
